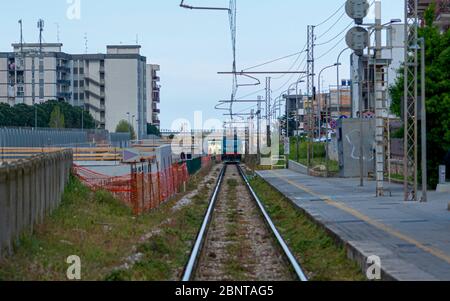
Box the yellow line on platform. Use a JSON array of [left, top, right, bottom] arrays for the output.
[[269, 170, 450, 266]]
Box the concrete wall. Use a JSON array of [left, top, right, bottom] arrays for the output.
[[337, 118, 376, 178], [289, 160, 309, 175], [0, 150, 73, 258]]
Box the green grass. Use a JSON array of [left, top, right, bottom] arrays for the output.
[[248, 175, 365, 281], [0, 167, 215, 281], [288, 138, 339, 173]]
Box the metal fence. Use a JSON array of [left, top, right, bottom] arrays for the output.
[[0, 150, 73, 258], [0, 127, 131, 148]]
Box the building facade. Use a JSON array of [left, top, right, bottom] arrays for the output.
[[350, 24, 405, 118], [0, 43, 161, 139], [419, 0, 450, 32]]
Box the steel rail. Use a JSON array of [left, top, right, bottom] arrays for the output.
[[182, 165, 227, 281], [182, 163, 308, 281], [237, 165, 309, 281]]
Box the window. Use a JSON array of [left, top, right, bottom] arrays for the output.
[[79, 67, 84, 75], [79, 93, 84, 100], [79, 80, 84, 88], [73, 80, 78, 88], [74, 93, 79, 100], [73, 67, 78, 75]]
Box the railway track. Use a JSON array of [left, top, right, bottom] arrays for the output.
[[182, 163, 308, 281]]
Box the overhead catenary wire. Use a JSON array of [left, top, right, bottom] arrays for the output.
[[315, 21, 353, 46], [316, 11, 347, 39], [314, 2, 346, 28]]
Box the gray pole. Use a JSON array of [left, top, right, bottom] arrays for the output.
[[257, 96, 261, 165], [319, 64, 338, 177], [420, 37, 427, 202], [358, 56, 365, 187]]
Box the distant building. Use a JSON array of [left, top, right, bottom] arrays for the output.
[[0, 43, 161, 139], [328, 80, 352, 119], [350, 24, 405, 118], [282, 94, 306, 135], [419, 0, 450, 32], [147, 64, 161, 129]]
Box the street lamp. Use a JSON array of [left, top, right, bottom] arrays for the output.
[[318, 63, 340, 177], [318, 64, 340, 141], [336, 47, 350, 117]]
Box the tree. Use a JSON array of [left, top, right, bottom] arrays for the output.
[[390, 4, 450, 187], [0, 100, 96, 129], [116, 120, 136, 140], [49, 106, 65, 129], [147, 123, 161, 137]]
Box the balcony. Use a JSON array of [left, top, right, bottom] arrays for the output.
[[57, 65, 71, 73], [57, 92, 72, 99], [57, 79, 71, 86], [436, 0, 450, 29], [153, 76, 160, 81], [153, 108, 161, 114]]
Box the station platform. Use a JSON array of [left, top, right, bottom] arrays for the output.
[[257, 169, 450, 281]]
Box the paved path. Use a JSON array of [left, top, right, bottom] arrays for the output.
[[257, 169, 450, 281]]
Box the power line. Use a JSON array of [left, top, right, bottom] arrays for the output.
[[316, 35, 346, 60], [242, 48, 306, 71], [316, 11, 347, 40], [315, 21, 353, 46], [314, 2, 345, 27]]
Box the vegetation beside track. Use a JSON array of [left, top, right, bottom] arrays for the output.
[[248, 174, 365, 281], [0, 166, 218, 281]]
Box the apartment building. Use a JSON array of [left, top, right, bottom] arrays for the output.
[[0, 43, 161, 139], [328, 83, 352, 119], [147, 64, 161, 128], [283, 94, 306, 135], [419, 0, 450, 32], [350, 24, 404, 118]]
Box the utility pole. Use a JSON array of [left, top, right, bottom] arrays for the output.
[[265, 77, 272, 147], [374, 1, 385, 197], [358, 58, 365, 187], [419, 37, 427, 202], [257, 96, 262, 165], [306, 25, 315, 168], [403, 0, 419, 202], [37, 19, 45, 128]]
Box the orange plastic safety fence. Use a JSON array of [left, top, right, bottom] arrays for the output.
[[73, 162, 190, 215], [73, 165, 133, 206]]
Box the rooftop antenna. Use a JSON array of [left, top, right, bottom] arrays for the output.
[[84, 32, 88, 54], [55, 22, 60, 43], [18, 19, 23, 53], [37, 19, 44, 54], [136, 34, 139, 45]]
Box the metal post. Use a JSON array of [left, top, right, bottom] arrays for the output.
[[374, 1, 385, 197], [257, 96, 261, 165], [307, 25, 315, 168], [403, 0, 419, 202], [420, 37, 427, 202], [359, 57, 365, 187]]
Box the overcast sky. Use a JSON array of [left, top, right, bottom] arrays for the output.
[[1, 0, 404, 128]]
